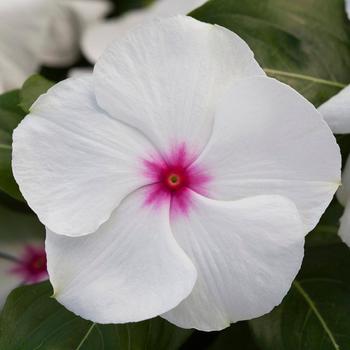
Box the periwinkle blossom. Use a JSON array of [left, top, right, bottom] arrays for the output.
[[0, 0, 110, 93], [319, 87, 350, 247], [316, 0, 350, 248], [0, 243, 47, 307], [12, 16, 340, 331], [82, 0, 207, 63]]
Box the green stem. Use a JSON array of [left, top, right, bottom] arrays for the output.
[[293, 280, 340, 350], [75, 322, 96, 350], [264, 68, 347, 89]]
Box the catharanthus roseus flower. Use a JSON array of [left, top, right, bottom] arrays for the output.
[[82, 0, 207, 63], [9, 245, 47, 283], [0, 243, 47, 307], [13, 16, 341, 331], [319, 86, 350, 248], [317, 0, 350, 248]]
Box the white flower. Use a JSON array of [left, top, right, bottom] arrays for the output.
[[0, 0, 110, 93], [41, 0, 111, 67], [318, 0, 350, 134], [318, 86, 350, 134], [12, 16, 340, 331], [82, 0, 207, 63], [316, 0, 350, 248], [319, 86, 350, 247], [336, 158, 350, 246], [0, 242, 47, 308]]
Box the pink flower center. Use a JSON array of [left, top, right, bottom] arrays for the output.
[[143, 144, 211, 216], [10, 245, 48, 284]]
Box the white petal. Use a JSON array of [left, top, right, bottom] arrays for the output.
[[0, 0, 50, 90], [46, 187, 197, 324], [41, 0, 111, 67], [339, 201, 350, 247], [346, 0, 350, 19], [150, 0, 207, 16], [318, 85, 350, 134], [68, 67, 93, 78], [63, 0, 111, 24], [337, 155, 350, 206], [82, 0, 207, 63], [94, 16, 264, 160], [13, 76, 157, 237], [82, 10, 147, 63], [194, 76, 341, 232], [162, 193, 304, 331]]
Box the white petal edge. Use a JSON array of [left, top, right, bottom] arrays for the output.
[[13, 76, 158, 237], [318, 85, 350, 134], [194, 76, 341, 233], [337, 155, 350, 206], [46, 187, 197, 324], [162, 193, 304, 331], [94, 15, 265, 161]]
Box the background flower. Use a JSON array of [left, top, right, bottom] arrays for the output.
[[0, 242, 47, 308], [0, 0, 110, 93], [81, 0, 207, 63]]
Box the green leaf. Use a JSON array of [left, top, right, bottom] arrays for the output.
[[192, 0, 350, 106], [0, 90, 25, 201], [0, 90, 25, 147], [0, 144, 23, 201], [206, 322, 260, 350], [0, 281, 193, 350], [19, 74, 54, 113], [0, 191, 44, 242], [249, 236, 350, 350]]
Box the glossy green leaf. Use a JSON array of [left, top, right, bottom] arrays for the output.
[[19, 74, 54, 113], [250, 236, 350, 350], [0, 281, 192, 350], [192, 0, 350, 106]]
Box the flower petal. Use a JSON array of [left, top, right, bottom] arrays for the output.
[[162, 193, 304, 331], [337, 155, 350, 206], [194, 76, 341, 232], [82, 0, 207, 63], [82, 10, 147, 63], [13, 76, 157, 237], [339, 201, 350, 247], [318, 85, 350, 134], [41, 0, 111, 67], [46, 187, 197, 324], [0, 0, 50, 90], [94, 16, 264, 160]]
